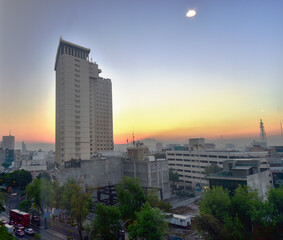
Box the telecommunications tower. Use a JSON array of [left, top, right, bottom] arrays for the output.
[[260, 119, 267, 142]]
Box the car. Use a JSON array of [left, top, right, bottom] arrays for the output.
[[0, 219, 7, 225], [33, 215, 39, 221], [15, 229, 25, 237], [14, 223, 24, 230], [24, 228, 35, 235]]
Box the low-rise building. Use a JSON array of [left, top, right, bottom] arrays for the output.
[[167, 138, 269, 189], [207, 159, 261, 192], [21, 159, 47, 171], [56, 143, 171, 199]]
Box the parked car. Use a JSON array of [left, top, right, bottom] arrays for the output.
[[15, 229, 25, 237], [25, 228, 35, 235], [14, 223, 24, 230], [1, 219, 8, 225]]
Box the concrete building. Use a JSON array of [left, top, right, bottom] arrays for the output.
[[21, 159, 47, 171], [56, 155, 123, 190], [56, 144, 171, 199], [22, 142, 27, 153], [14, 150, 22, 169], [206, 158, 261, 192], [20, 150, 48, 171], [156, 142, 163, 152], [127, 142, 150, 161], [124, 143, 171, 199], [123, 157, 171, 199], [247, 170, 273, 200], [0, 149, 5, 166], [2, 134, 15, 150], [167, 145, 269, 189], [55, 38, 113, 166], [5, 149, 14, 164]]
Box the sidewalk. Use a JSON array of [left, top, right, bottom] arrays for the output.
[[45, 228, 66, 240], [48, 218, 80, 239]]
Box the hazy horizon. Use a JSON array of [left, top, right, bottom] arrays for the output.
[[12, 133, 283, 152]]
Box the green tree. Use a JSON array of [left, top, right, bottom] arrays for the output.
[[169, 168, 179, 183], [116, 177, 146, 221], [195, 185, 283, 240], [0, 192, 7, 213], [199, 186, 231, 224], [88, 203, 121, 240], [2, 162, 11, 169], [6, 170, 32, 189], [68, 182, 92, 240], [230, 185, 262, 233], [36, 171, 51, 182], [146, 189, 172, 212], [0, 223, 16, 239], [61, 179, 77, 211], [259, 186, 283, 239], [51, 181, 64, 210], [26, 178, 52, 215], [193, 214, 228, 240], [204, 164, 222, 175], [128, 201, 168, 240], [268, 186, 283, 220], [19, 200, 32, 212]]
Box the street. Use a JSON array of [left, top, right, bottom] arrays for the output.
[[1, 192, 84, 240]]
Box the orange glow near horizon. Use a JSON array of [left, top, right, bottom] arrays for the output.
[[1, 113, 282, 145], [1, 80, 282, 145], [1, 100, 282, 145]]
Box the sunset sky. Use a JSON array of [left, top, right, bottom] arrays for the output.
[[1, 0, 283, 147]]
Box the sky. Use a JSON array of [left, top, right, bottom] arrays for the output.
[[0, 0, 283, 147]]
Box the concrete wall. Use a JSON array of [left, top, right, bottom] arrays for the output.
[[21, 165, 47, 171], [247, 170, 273, 200], [56, 157, 123, 190], [123, 159, 171, 199], [56, 156, 171, 199]]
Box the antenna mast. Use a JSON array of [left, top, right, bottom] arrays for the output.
[[260, 119, 266, 142], [132, 131, 135, 147]]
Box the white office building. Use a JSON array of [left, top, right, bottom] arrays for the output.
[[55, 38, 113, 165], [167, 150, 269, 189]]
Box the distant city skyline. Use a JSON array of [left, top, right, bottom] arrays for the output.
[[1, 1, 283, 145]]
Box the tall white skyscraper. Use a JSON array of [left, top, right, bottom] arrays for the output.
[[55, 38, 113, 166]]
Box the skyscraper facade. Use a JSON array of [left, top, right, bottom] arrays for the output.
[[22, 141, 27, 153], [2, 134, 15, 150], [55, 38, 113, 165]]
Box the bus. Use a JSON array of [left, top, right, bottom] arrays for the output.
[[9, 209, 30, 227]]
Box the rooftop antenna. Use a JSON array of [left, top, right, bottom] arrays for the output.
[[9, 130, 11, 136], [260, 119, 267, 142], [132, 131, 136, 147]]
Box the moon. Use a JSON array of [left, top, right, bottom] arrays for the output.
[[186, 9, 197, 18]]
